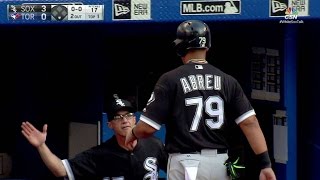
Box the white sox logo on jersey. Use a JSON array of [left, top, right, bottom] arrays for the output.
[[143, 157, 158, 180]]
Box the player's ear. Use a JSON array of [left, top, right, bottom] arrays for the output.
[[132, 116, 137, 125], [107, 122, 113, 129]]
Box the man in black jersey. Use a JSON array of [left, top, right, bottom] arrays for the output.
[[125, 20, 276, 180], [21, 96, 167, 180]]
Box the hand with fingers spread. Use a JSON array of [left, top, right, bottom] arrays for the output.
[[21, 121, 67, 177], [21, 121, 48, 148]]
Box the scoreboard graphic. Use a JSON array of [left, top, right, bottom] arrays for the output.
[[7, 3, 104, 21]]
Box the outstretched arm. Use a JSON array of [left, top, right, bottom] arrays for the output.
[[125, 120, 157, 150], [21, 121, 67, 177], [239, 116, 276, 180]]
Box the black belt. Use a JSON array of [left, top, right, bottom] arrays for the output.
[[217, 149, 228, 154], [180, 149, 228, 154]]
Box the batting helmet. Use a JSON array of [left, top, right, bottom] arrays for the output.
[[173, 20, 211, 57]]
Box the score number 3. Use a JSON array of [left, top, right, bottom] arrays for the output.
[[186, 96, 224, 132]]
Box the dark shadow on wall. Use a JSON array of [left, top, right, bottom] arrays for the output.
[[298, 20, 320, 180], [0, 24, 104, 179]]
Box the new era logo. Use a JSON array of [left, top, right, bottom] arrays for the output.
[[114, 3, 130, 16], [113, 0, 151, 20], [271, 0, 287, 13]]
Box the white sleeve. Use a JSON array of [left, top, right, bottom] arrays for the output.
[[235, 109, 256, 124], [62, 159, 75, 180]]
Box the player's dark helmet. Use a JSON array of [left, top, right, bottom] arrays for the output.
[[173, 20, 211, 57]]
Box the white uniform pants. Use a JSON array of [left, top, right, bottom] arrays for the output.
[[167, 149, 230, 180]]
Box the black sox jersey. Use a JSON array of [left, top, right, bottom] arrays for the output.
[[141, 62, 255, 153], [62, 136, 167, 180]]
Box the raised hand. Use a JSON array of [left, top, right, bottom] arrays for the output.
[[21, 121, 48, 148]]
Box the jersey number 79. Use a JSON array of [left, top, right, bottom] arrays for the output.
[[185, 96, 224, 132]]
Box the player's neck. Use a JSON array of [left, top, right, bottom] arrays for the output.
[[182, 51, 207, 64], [117, 136, 137, 151], [182, 49, 207, 64], [186, 59, 208, 64]]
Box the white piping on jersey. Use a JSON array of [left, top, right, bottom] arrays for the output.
[[140, 114, 162, 130], [235, 109, 256, 124], [62, 159, 75, 180]]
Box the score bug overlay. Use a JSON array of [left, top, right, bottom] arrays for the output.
[[7, 3, 104, 22]]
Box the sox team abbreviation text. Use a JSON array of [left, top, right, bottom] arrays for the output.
[[7, 3, 104, 22]]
